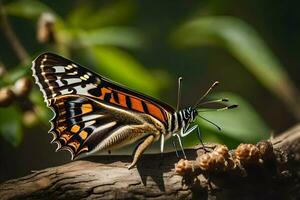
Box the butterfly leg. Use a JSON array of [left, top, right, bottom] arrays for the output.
[[159, 134, 165, 167], [181, 125, 208, 152], [160, 134, 165, 153], [196, 126, 208, 152], [174, 133, 186, 159], [128, 134, 155, 169], [181, 125, 197, 137], [172, 138, 179, 158]]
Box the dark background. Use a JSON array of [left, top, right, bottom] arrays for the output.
[[0, 0, 299, 182]]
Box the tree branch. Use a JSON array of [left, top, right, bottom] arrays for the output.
[[0, 124, 300, 200]]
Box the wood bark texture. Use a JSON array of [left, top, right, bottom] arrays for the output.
[[0, 124, 300, 200]]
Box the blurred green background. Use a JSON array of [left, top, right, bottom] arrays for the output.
[[0, 0, 300, 182]]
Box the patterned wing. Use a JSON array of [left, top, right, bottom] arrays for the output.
[[48, 94, 148, 159], [31, 52, 173, 158], [32, 52, 101, 106], [32, 52, 174, 126]]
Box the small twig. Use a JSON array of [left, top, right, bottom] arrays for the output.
[[0, 1, 30, 65]]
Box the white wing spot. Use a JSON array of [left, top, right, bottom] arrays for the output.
[[68, 71, 78, 75], [84, 74, 89, 79], [65, 64, 73, 70], [66, 78, 80, 84], [56, 80, 64, 87], [80, 76, 87, 81], [53, 66, 65, 73]]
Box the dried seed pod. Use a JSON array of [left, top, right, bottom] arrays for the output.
[[257, 141, 274, 161], [13, 77, 32, 97], [175, 159, 194, 175], [0, 87, 14, 106], [198, 153, 212, 171], [214, 145, 230, 158], [37, 12, 56, 44], [235, 144, 261, 164], [224, 157, 236, 170], [198, 145, 231, 171], [23, 110, 38, 126], [210, 152, 227, 171]]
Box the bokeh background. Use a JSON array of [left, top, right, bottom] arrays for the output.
[[1, 0, 300, 182]]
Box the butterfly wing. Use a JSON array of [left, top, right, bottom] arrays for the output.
[[49, 94, 156, 159], [32, 52, 174, 158], [32, 52, 174, 123]]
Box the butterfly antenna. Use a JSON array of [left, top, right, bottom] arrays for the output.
[[198, 104, 238, 112], [198, 98, 229, 106], [193, 81, 219, 109], [176, 77, 183, 111], [197, 115, 222, 131]]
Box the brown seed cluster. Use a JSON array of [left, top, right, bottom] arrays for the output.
[[0, 75, 37, 126], [175, 141, 274, 175], [257, 140, 274, 160], [235, 144, 261, 164], [13, 77, 32, 97], [37, 12, 56, 44], [175, 159, 194, 176], [0, 76, 32, 107], [198, 145, 235, 171], [0, 87, 15, 106]]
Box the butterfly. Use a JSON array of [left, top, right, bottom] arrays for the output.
[[32, 52, 236, 169]]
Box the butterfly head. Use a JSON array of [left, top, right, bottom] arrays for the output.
[[185, 106, 198, 123]]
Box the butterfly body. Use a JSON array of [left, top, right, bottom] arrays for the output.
[[32, 52, 201, 168]]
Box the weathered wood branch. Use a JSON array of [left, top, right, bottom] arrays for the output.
[[0, 124, 300, 200]]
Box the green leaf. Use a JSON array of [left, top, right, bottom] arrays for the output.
[[91, 46, 165, 97], [183, 92, 270, 148], [3, 67, 29, 84], [5, 0, 53, 19], [67, 0, 136, 29], [77, 27, 144, 49], [172, 16, 300, 118], [0, 106, 23, 146]]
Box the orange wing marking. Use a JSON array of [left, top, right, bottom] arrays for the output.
[[71, 125, 80, 133], [99, 87, 111, 100], [94, 86, 168, 124], [79, 130, 88, 140], [81, 104, 93, 114], [130, 97, 144, 112], [117, 93, 127, 107], [146, 102, 166, 123]]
